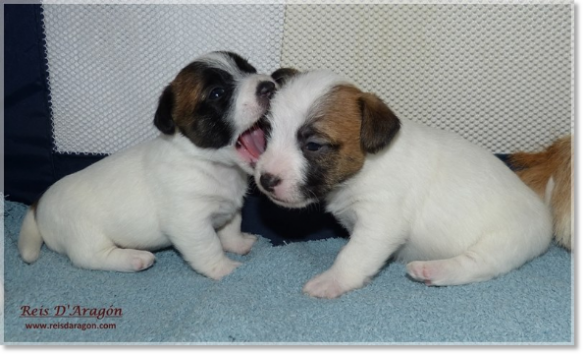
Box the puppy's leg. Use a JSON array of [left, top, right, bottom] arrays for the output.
[[407, 256, 478, 286], [68, 238, 155, 273], [217, 212, 257, 255], [303, 220, 405, 299], [167, 222, 241, 280], [406, 229, 551, 286]]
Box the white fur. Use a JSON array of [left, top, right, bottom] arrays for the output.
[[257, 71, 553, 298], [18, 53, 269, 277], [199, 52, 242, 78], [25, 134, 255, 278], [233, 73, 274, 136]]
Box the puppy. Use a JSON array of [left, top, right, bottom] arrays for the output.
[[509, 135, 573, 251], [18, 51, 275, 279], [255, 69, 553, 298]]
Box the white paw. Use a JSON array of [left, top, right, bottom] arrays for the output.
[[221, 233, 257, 255], [407, 261, 427, 283], [303, 270, 350, 299], [130, 251, 156, 272], [207, 258, 242, 280], [407, 261, 440, 286]]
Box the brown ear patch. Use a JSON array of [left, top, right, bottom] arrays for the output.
[[170, 71, 205, 130], [154, 85, 176, 134], [359, 93, 401, 154], [271, 67, 300, 87], [153, 68, 205, 136]]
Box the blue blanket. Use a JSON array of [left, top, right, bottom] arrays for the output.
[[2, 200, 573, 344]]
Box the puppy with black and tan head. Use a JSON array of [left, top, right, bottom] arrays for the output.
[[256, 69, 553, 298], [19, 52, 274, 279]]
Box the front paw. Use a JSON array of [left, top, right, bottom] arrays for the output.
[[207, 258, 242, 280], [303, 270, 353, 299], [221, 233, 257, 255]]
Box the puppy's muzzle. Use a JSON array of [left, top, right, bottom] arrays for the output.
[[259, 173, 281, 193]]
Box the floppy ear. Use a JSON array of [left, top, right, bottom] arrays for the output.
[[359, 93, 401, 154], [270, 68, 300, 87], [153, 85, 176, 134]]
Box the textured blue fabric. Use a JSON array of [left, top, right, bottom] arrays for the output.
[[3, 200, 573, 344]]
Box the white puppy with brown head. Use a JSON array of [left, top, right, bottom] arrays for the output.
[[18, 51, 274, 279], [256, 69, 553, 298]]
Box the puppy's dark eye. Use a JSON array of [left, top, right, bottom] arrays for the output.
[[208, 87, 225, 101], [305, 142, 323, 152]]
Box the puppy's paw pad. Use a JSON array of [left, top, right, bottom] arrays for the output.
[[130, 251, 155, 271], [208, 259, 242, 280], [303, 271, 347, 299]]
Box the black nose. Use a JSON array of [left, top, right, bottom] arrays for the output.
[[256, 81, 276, 99], [259, 173, 281, 193]]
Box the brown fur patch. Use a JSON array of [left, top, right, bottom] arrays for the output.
[[153, 62, 235, 148], [359, 92, 401, 153], [509, 150, 553, 198], [300, 85, 401, 198], [509, 135, 573, 250], [271, 67, 300, 87], [312, 85, 367, 184], [171, 72, 205, 129]]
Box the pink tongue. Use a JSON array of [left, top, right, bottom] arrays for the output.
[[237, 126, 266, 163]]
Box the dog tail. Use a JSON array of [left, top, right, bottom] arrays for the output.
[[508, 150, 553, 199], [18, 202, 44, 263], [548, 137, 573, 250], [509, 135, 573, 251]]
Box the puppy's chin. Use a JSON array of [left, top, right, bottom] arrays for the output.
[[264, 194, 318, 209]]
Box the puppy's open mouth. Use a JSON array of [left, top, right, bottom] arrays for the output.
[[235, 121, 266, 166]]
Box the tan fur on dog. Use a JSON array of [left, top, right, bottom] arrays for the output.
[[509, 135, 573, 250], [172, 74, 205, 129], [313, 85, 366, 183]]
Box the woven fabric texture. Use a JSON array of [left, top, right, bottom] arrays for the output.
[[42, 3, 572, 154], [43, 4, 285, 154], [280, 3, 572, 153]]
